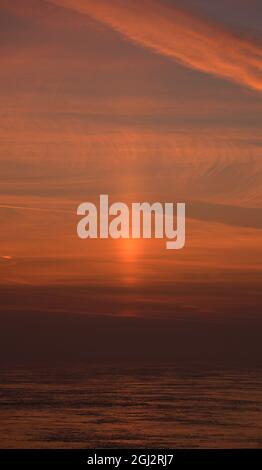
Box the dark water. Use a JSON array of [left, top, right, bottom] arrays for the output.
[[0, 364, 261, 448]]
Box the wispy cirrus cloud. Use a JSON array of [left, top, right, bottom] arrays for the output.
[[49, 0, 262, 92]]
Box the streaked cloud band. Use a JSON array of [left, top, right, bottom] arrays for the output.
[[50, 0, 262, 91]]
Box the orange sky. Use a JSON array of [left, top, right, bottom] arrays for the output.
[[0, 0, 261, 328]]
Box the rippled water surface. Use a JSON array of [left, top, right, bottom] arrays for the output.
[[0, 364, 261, 448]]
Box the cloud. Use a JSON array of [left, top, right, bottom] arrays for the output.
[[49, 0, 262, 91], [0, 204, 73, 215]]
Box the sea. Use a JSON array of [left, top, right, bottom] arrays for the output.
[[0, 363, 261, 448]]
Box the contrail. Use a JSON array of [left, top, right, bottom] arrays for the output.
[[0, 204, 74, 214], [49, 0, 262, 92]]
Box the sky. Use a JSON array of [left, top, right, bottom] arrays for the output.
[[0, 0, 261, 363]]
